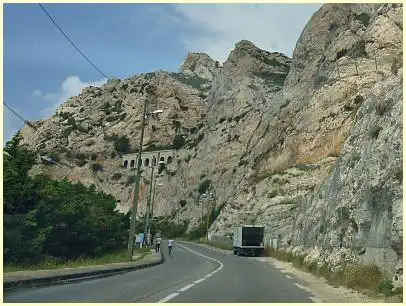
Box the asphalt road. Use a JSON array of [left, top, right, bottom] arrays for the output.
[[4, 241, 314, 303]]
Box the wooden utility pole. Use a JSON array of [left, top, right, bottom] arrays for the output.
[[127, 97, 148, 260], [144, 152, 159, 246]]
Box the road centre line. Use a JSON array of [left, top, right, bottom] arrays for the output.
[[294, 282, 307, 290], [194, 278, 206, 284], [178, 284, 195, 292], [158, 292, 179, 303], [309, 296, 324, 303], [157, 243, 224, 303]]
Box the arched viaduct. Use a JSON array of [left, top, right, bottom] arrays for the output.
[[122, 150, 175, 169]]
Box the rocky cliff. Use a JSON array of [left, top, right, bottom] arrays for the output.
[[19, 3, 402, 281]]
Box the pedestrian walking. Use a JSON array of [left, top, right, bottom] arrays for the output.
[[168, 239, 173, 255], [155, 237, 161, 252]]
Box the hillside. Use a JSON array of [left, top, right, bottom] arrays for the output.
[[19, 3, 402, 282]]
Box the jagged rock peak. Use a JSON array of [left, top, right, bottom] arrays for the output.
[[180, 52, 219, 81], [234, 39, 258, 50], [221, 40, 291, 82], [227, 40, 291, 67]]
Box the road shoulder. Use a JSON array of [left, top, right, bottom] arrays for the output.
[[4, 251, 163, 290], [264, 256, 387, 303]]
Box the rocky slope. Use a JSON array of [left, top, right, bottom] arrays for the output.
[[19, 3, 402, 281]]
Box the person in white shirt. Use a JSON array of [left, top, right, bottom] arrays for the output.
[[168, 239, 173, 255]]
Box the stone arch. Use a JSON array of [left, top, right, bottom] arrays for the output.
[[130, 160, 135, 168], [145, 158, 150, 167], [167, 156, 173, 164], [153, 157, 157, 166], [124, 160, 128, 168], [160, 156, 165, 163]]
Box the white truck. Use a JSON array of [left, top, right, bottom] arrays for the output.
[[233, 225, 265, 256]]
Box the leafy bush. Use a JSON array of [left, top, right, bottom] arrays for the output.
[[354, 95, 364, 105], [238, 159, 249, 167], [186, 221, 208, 240], [268, 190, 278, 198], [378, 280, 394, 296], [110, 151, 117, 158], [170, 73, 209, 90], [369, 125, 382, 139], [126, 175, 136, 186], [4, 135, 129, 265], [253, 71, 287, 88], [391, 57, 401, 75], [173, 134, 185, 150], [172, 120, 182, 131], [76, 159, 87, 167], [67, 117, 77, 127], [198, 179, 211, 194], [104, 133, 119, 142], [349, 40, 368, 58], [76, 152, 87, 160], [180, 200, 187, 207], [355, 12, 370, 27], [62, 127, 73, 138], [59, 112, 71, 120], [91, 163, 103, 172], [106, 116, 117, 122], [114, 136, 130, 153], [374, 100, 392, 116], [393, 166, 402, 183], [111, 173, 122, 180]]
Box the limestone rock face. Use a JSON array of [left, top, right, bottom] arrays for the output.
[[180, 52, 218, 81], [19, 3, 402, 279]]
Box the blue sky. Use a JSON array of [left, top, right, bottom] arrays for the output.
[[3, 3, 321, 144]]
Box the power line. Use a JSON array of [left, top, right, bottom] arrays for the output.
[[3, 102, 37, 130], [3, 102, 27, 123], [38, 3, 110, 80]]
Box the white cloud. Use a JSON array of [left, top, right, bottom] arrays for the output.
[[35, 76, 107, 118], [172, 4, 322, 62]]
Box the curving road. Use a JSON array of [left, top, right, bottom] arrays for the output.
[[4, 241, 314, 303]]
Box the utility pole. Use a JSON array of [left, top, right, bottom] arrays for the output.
[[150, 152, 161, 219], [150, 178, 157, 217], [206, 190, 216, 242], [206, 199, 210, 242], [127, 96, 149, 260], [144, 152, 159, 247]]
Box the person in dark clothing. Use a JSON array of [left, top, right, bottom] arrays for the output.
[[155, 237, 161, 252]]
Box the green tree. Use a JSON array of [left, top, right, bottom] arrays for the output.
[[114, 136, 130, 153], [4, 134, 130, 265]]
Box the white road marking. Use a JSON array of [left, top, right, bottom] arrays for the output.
[[178, 284, 195, 292], [294, 282, 307, 290], [158, 243, 225, 303], [309, 296, 324, 303], [158, 292, 179, 303], [194, 278, 206, 284]]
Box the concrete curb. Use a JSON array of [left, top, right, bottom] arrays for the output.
[[4, 251, 164, 290]]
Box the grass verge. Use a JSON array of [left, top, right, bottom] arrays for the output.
[[265, 247, 402, 302], [180, 237, 233, 251], [4, 248, 150, 273]]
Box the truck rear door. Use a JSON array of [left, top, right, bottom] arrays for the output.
[[242, 227, 264, 247]]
